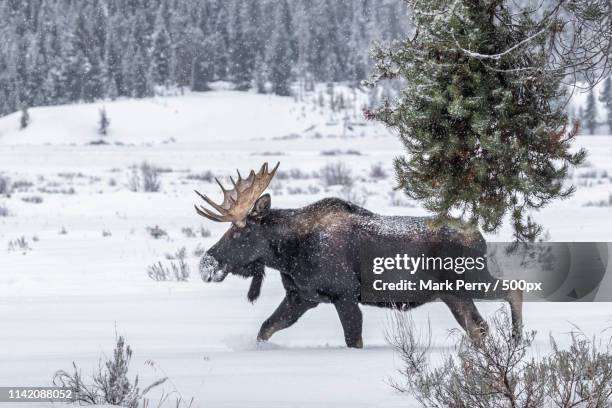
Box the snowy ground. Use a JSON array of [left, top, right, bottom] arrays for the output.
[[0, 90, 611, 407]]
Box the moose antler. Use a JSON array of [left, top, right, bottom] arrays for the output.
[[194, 162, 279, 227]]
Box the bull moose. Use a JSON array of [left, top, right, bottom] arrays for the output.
[[195, 163, 522, 348]]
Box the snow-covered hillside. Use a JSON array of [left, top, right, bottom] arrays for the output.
[[0, 91, 611, 407]]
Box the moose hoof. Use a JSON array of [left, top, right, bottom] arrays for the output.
[[257, 330, 272, 343], [257, 328, 273, 342], [347, 338, 363, 349]]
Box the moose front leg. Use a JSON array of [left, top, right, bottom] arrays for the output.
[[257, 291, 318, 342], [441, 295, 488, 340], [333, 297, 363, 348]]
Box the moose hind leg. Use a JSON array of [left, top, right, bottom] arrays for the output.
[[334, 297, 363, 348], [441, 295, 488, 340], [257, 292, 318, 342], [506, 289, 523, 340]]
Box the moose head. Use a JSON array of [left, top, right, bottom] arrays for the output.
[[195, 163, 279, 301]]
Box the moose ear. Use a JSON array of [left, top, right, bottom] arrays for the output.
[[251, 194, 271, 218]]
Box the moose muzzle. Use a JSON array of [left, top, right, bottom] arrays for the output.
[[199, 253, 228, 283]]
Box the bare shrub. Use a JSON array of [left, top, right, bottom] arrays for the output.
[[21, 195, 43, 204], [0, 204, 9, 217], [583, 193, 612, 207], [288, 186, 306, 195], [576, 168, 607, 179], [38, 186, 75, 194], [147, 261, 189, 282], [128, 162, 162, 192], [308, 184, 321, 194], [341, 186, 368, 206], [193, 244, 206, 258], [546, 331, 612, 406], [386, 308, 612, 408], [147, 262, 171, 281], [8, 236, 30, 252], [321, 162, 354, 187], [11, 179, 32, 192], [0, 175, 11, 195], [369, 163, 388, 180], [186, 171, 214, 182], [88, 139, 108, 146], [146, 225, 167, 239], [270, 179, 284, 195], [275, 170, 290, 180], [127, 169, 140, 192], [53, 335, 166, 407], [148, 247, 189, 281], [389, 191, 415, 207], [182, 226, 210, 238], [199, 226, 211, 238], [154, 166, 173, 174], [320, 149, 362, 156], [181, 227, 196, 238], [253, 151, 286, 157], [141, 162, 161, 192], [58, 172, 85, 179], [165, 246, 186, 261], [577, 169, 599, 179], [289, 168, 311, 180], [141, 391, 194, 408]]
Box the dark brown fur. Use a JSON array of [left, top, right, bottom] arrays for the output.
[[202, 196, 523, 348]]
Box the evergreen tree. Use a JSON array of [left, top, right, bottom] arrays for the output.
[[294, 2, 312, 96], [0, 0, 413, 117], [267, 0, 293, 96], [82, 50, 105, 101], [150, 8, 171, 88], [599, 76, 612, 134], [91, 0, 107, 55], [28, 33, 49, 106], [131, 44, 151, 98], [14, 28, 30, 105], [72, 10, 91, 100], [212, 5, 230, 80], [168, 12, 193, 90], [228, 0, 253, 90], [253, 55, 267, 94], [310, 0, 341, 82], [44, 23, 67, 105], [243, 0, 264, 88], [104, 29, 122, 97], [368, 0, 589, 242], [106, 74, 119, 100], [98, 106, 110, 136], [190, 35, 214, 92], [346, 3, 368, 84], [584, 90, 598, 135], [19, 103, 30, 129]]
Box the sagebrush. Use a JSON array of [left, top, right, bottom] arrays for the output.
[[386, 308, 612, 408], [53, 335, 166, 407]]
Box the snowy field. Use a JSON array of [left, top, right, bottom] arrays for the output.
[[0, 90, 611, 407]]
